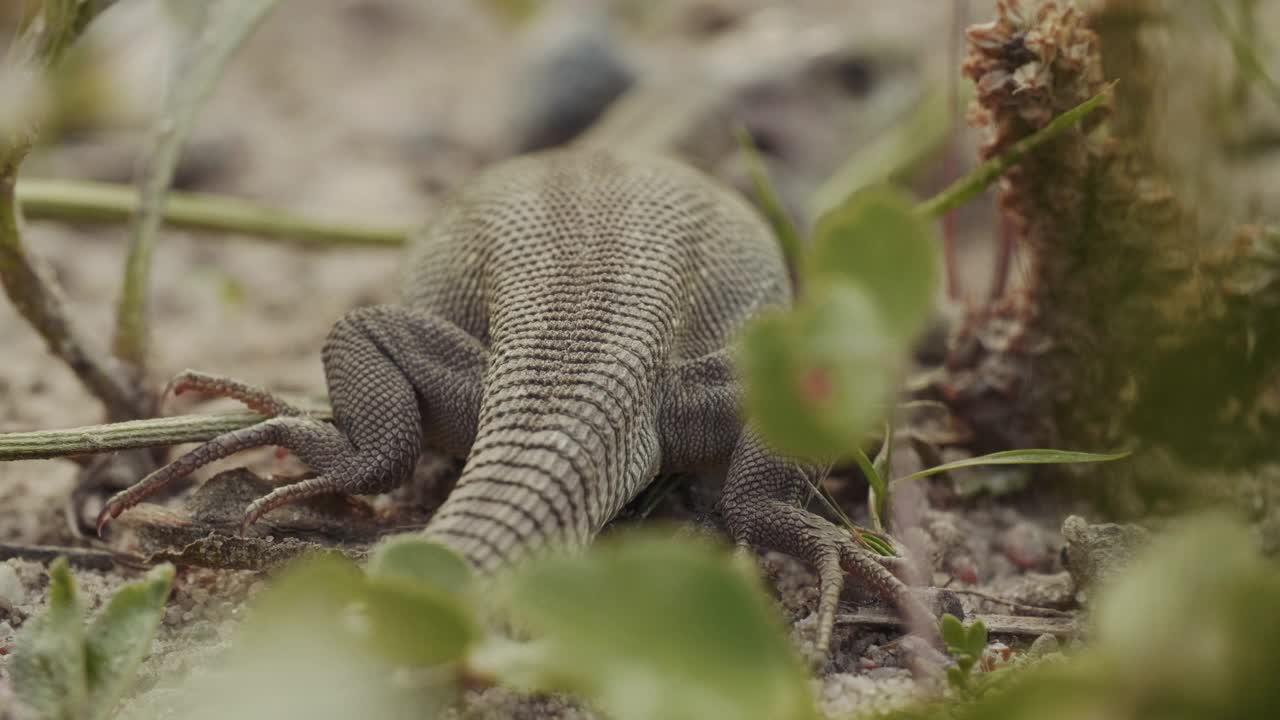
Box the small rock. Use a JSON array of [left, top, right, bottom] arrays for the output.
[[997, 521, 1054, 571], [0, 563, 23, 610], [866, 666, 910, 681], [1027, 633, 1060, 658], [987, 571, 1076, 610], [1061, 515, 1150, 602], [508, 0, 635, 152]]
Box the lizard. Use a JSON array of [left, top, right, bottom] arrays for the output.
[[95, 148, 937, 659]]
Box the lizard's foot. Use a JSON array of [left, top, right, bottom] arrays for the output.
[[99, 306, 487, 536], [162, 369, 308, 417], [725, 499, 941, 665], [96, 414, 413, 535]]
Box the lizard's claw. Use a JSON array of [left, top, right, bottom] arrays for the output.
[[96, 415, 361, 535], [97, 372, 349, 537], [724, 499, 941, 664], [162, 370, 307, 417]]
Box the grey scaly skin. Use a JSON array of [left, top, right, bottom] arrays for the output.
[[98, 149, 936, 658]]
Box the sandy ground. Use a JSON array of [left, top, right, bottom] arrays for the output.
[[0, 0, 1230, 717]]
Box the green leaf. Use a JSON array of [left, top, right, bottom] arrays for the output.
[[852, 447, 887, 532], [84, 564, 174, 719], [965, 619, 988, 659], [10, 558, 89, 720], [891, 449, 1131, 488], [238, 553, 366, 648], [173, 552, 453, 720], [940, 613, 967, 654], [360, 578, 478, 666], [491, 533, 819, 720], [857, 530, 897, 558], [738, 282, 896, 460], [808, 186, 939, 346], [366, 536, 472, 596]]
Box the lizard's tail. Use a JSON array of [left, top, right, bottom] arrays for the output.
[[423, 360, 659, 573]]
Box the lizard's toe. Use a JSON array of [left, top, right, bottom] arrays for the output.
[[163, 370, 306, 418], [239, 474, 346, 532]]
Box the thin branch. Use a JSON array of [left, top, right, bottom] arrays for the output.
[[836, 608, 1076, 638], [944, 587, 1073, 618], [916, 82, 1116, 220], [0, 0, 148, 421], [17, 178, 410, 248], [0, 410, 331, 462]]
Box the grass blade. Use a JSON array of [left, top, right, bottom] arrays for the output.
[[113, 0, 282, 369], [891, 449, 1131, 488]]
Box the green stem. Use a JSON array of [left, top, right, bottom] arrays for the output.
[[915, 83, 1116, 219], [735, 127, 804, 281], [17, 179, 410, 248], [0, 0, 148, 421], [0, 410, 332, 462]]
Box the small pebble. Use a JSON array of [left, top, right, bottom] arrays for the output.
[[1028, 633, 1061, 657], [0, 563, 24, 609], [998, 521, 1053, 571]]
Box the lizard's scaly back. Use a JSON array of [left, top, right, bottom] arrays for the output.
[[404, 150, 788, 570]]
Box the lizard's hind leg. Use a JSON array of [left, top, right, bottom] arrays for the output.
[[659, 349, 938, 662], [97, 305, 487, 534]]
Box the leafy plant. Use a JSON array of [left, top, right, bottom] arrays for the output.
[[738, 186, 937, 463], [10, 559, 173, 720], [89, 533, 816, 720], [939, 614, 987, 693]]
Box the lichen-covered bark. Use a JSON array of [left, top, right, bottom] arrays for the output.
[[933, 0, 1279, 471]]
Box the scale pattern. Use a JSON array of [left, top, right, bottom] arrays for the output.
[[100, 149, 934, 658]]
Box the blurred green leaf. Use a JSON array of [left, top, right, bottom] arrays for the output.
[[84, 564, 174, 718], [1092, 514, 1280, 716], [940, 613, 967, 654], [892, 449, 1131, 488], [477, 0, 543, 25], [493, 533, 819, 720], [964, 620, 987, 659], [10, 558, 88, 720], [738, 282, 896, 460], [367, 536, 472, 596], [808, 186, 939, 347], [885, 515, 1280, 720], [361, 579, 478, 667], [240, 553, 365, 644], [163, 553, 455, 720], [362, 537, 478, 666]]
